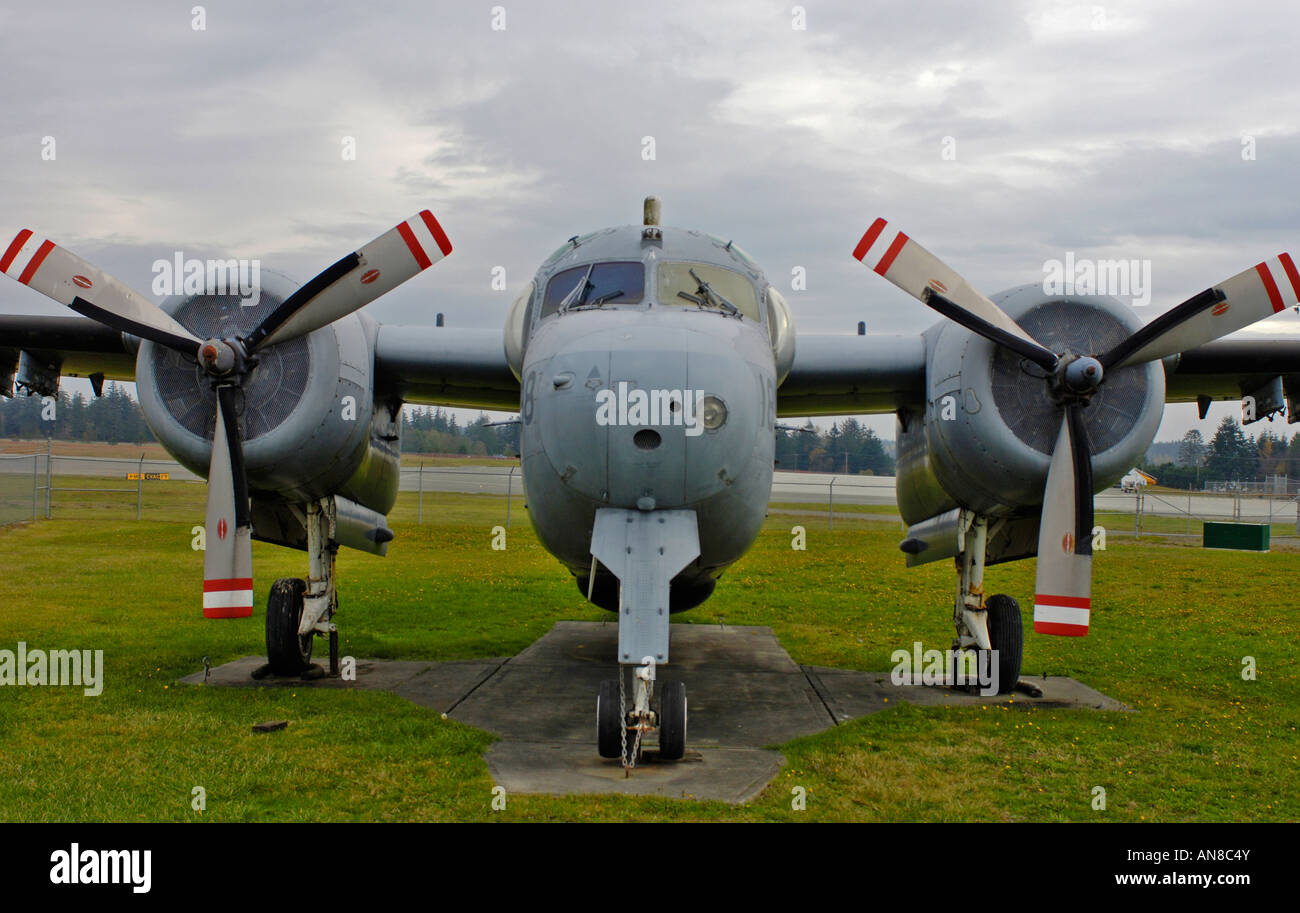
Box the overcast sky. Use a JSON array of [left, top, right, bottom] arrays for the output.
[[2, 0, 1298, 440]]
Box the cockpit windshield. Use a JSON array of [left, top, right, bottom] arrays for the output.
[[541, 261, 645, 319], [657, 262, 760, 321]]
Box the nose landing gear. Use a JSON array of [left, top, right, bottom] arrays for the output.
[[596, 659, 688, 769]]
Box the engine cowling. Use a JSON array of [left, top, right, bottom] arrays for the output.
[[134, 271, 400, 514], [897, 285, 1165, 526]]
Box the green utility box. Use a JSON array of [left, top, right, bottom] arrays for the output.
[[1203, 522, 1270, 551]]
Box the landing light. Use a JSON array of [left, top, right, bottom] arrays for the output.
[[701, 395, 728, 431]]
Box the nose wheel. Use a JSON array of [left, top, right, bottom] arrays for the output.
[[596, 662, 688, 766]]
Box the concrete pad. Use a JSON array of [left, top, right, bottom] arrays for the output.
[[803, 667, 1130, 722], [486, 742, 783, 804], [178, 655, 508, 707], [181, 621, 1128, 804], [449, 622, 833, 747]]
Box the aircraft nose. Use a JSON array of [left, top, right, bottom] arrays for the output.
[[531, 324, 766, 509]]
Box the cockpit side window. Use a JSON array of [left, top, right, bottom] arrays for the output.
[[657, 262, 761, 321], [540, 261, 645, 319]]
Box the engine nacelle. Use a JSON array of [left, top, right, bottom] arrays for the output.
[[135, 272, 400, 516], [897, 285, 1165, 526]]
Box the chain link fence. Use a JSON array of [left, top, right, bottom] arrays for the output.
[[0, 446, 204, 525], [6, 448, 1297, 542]]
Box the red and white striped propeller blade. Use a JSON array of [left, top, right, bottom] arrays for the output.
[[203, 387, 253, 619], [1033, 408, 1094, 637], [0, 229, 203, 354], [853, 218, 1058, 370], [244, 210, 452, 352], [1100, 254, 1300, 369]]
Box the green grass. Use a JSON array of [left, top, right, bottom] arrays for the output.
[[0, 490, 1296, 822]]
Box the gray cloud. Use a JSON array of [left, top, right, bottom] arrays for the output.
[[1, 0, 1298, 440]]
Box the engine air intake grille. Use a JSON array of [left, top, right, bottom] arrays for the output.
[[151, 293, 311, 442], [990, 301, 1147, 456]]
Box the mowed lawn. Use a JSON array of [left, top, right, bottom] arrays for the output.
[[0, 484, 1296, 822]]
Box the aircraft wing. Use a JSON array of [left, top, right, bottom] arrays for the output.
[[1164, 334, 1300, 406], [374, 323, 519, 411], [0, 313, 135, 394], [778, 328, 1300, 419], [776, 333, 927, 417]]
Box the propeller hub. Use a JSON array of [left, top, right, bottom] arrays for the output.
[[1063, 355, 1104, 394], [199, 338, 239, 376]]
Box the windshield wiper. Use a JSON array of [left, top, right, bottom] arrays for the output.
[[586, 289, 624, 307], [560, 264, 596, 311], [678, 268, 740, 317]]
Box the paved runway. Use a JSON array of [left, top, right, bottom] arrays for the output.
[[182, 621, 1128, 804]]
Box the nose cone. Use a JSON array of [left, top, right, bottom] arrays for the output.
[[531, 315, 770, 509]]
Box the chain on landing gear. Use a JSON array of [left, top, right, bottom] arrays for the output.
[[619, 658, 656, 775]]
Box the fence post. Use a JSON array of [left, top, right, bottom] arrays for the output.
[[506, 465, 516, 528], [828, 477, 836, 531], [136, 454, 145, 520], [44, 439, 52, 519], [32, 454, 39, 521], [417, 463, 424, 525], [1187, 490, 1191, 535]]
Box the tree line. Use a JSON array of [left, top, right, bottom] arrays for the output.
[[776, 418, 896, 475], [1141, 416, 1300, 490], [1, 389, 898, 474], [0, 385, 153, 443]]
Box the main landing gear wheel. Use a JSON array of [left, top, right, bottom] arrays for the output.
[[266, 577, 312, 675], [984, 593, 1023, 695], [597, 679, 622, 759], [657, 680, 687, 761]]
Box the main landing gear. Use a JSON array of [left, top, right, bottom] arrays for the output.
[[258, 498, 341, 680], [953, 512, 1024, 695]]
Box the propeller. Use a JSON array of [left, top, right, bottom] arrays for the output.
[[855, 218, 1300, 635], [2, 212, 453, 617]]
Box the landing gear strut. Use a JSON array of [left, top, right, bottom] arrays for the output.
[[952, 511, 1022, 695], [262, 497, 341, 678]]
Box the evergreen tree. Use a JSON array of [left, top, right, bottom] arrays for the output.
[[1204, 416, 1257, 484]]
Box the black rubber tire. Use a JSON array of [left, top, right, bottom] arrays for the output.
[[658, 680, 687, 761], [597, 679, 622, 759], [985, 594, 1023, 695], [266, 578, 312, 675]]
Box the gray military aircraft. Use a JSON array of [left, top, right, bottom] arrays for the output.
[[2, 197, 1296, 762]]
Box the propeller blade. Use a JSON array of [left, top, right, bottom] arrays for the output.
[[202, 386, 253, 619], [1033, 406, 1094, 637], [0, 229, 202, 354], [1100, 254, 1300, 369], [854, 218, 1059, 370], [244, 210, 452, 352]]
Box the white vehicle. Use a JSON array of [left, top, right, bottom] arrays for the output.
[[1121, 468, 1156, 492]]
